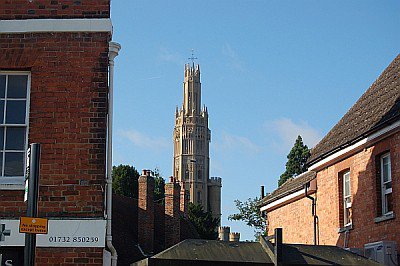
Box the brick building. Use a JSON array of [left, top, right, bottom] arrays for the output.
[[260, 55, 400, 251], [0, 1, 120, 265], [112, 170, 199, 265]]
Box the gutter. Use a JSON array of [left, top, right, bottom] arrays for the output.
[[305, 181, 318, 245], [106, 41, 121, 266], [307, 116, 400, 168]]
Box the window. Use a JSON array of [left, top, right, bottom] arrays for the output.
[[343, 171, 352, 226], [380, 153, 392, 215], [197, 191, 201, 204], [0, 73, 29, 188]]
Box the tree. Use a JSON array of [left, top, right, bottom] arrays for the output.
[[228, 197, 267, 239], [278, 135, 310, 187], [153, 167, 165, 203], [187, 202, 219, 240], [112, 164, 140, 198]]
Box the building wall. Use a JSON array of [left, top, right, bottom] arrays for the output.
[[266, 131, 400, 249], [267, 195, 315, 244], [0, 0, 109, 20], [0, 1, 111, 265]]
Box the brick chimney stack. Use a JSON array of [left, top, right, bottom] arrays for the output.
[[138, 169, 155, 253], [165, 177, 181, 248], [180, 188, 189, 218]]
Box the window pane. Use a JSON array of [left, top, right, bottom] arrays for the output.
[[5, 127, 25, 150], [344, 172, 350, 197], [0, 100, 4, 124], [385, 182, 392, 190], [7, 75, 28, 98], [344, 180, 350, 196], [382, 155, 391, 183], [4, 152, 24, 176], [6, 100, 26, 124], [0, 127, 3, 150], [0, 75, 5, 98], [387, 193, 393, 213]]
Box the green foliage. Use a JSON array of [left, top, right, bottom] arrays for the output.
[[278, 135, 310, 187], [153, 167, 166, 203], [187, 202, 219, 240], [228, 197, 266, 239], [112, 164, 140, 198]]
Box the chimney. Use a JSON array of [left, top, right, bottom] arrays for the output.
[[261, 185, 265, 198], [165, 179, 181, 248], [138, 169, 155, 253], [218, 226, 230, 241], [180, 187, 189, 218], [229, 232, 240, 242]]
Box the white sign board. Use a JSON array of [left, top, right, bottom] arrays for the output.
[[0, 219, 106, 248]]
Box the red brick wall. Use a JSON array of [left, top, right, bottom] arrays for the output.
[[0, 0, 110, 19], [0, 32, 110, 218], [36, 247, 103, 265], [267, 131, 400, 249], [0, 2, 111, 263], [267, 195, 315, 244]]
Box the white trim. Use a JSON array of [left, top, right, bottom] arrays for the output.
[[260, 189, 305, 212], [309, 120, 400, 171], [0, 18, 112, 33]]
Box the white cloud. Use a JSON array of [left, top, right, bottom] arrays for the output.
[[158, 47, 184, 66], [266, 118, 322, 153], [119, 129, 169, 150], [222, 43, 246, 73], [214, 131, 261, 154]]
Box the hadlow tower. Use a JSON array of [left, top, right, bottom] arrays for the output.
[[173, 63, 221, 222]]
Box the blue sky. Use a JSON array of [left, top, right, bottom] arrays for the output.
[[110, 1, 400, 240]]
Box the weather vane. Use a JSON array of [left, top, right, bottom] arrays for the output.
[[188, 49, 198, 64]]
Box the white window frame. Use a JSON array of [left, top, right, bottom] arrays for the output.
[[343, 171, 352, 226], [380, 153, 392, 215], [0, 71, 30, 190]]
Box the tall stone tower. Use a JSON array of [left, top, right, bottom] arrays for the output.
[[173, 63, 221, 221]]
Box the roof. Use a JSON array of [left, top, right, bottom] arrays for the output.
[[134, 239, 273, 265], [259, 171, 316, 206], [132, 239, 379, 266], [282, 244, 380, 265], [308, 54, 400, 165]]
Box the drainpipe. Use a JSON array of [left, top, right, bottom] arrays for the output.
[[305, 183, 317, 245], [106, 41, 121, 266]]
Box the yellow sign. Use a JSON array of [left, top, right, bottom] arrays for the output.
[[19, 217, 48, 234]]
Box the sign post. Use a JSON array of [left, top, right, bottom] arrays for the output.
[[24, 143, 41, 266]]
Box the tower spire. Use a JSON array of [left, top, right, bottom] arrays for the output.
[[188, 49, 198, 67]]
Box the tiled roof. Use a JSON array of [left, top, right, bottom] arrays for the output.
[[308, 54, 400, 164], [259, 171, 316, 206]]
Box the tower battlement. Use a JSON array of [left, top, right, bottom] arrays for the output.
[[208, 176, 222, 186]]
